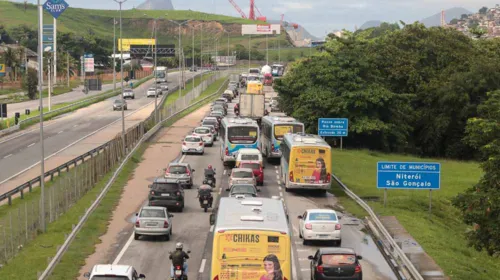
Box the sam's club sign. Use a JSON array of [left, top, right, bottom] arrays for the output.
[[43, 0, 69, 19]]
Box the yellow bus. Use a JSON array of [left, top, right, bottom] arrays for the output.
[[246, 81, 263, 94], [280, 133, 332, 193], [209, 197, 291, 280]]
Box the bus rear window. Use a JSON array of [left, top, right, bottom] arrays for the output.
[[228, 127, 258, 144], [274, 124, 303, 140]]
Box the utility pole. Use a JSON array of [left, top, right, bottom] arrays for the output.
[[113, 17, 116, 92], [53, 17, 57, 86], [67, 51, 70, 87], [248, 35, 251, 70], [37, 0, 46, 233], [48, 54, 51, 111], [154, 19, 158, 123], [266, 34, 268, 65], [114, 0, 127, 155]]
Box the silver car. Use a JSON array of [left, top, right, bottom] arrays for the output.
[[164, 163, 195, 188], [229, 168, 256, 187], [193, 126, 214, 146], [160, 83, 169, 94], [134, 206, 174, 241], [123, 89, 135, 99], [113, 99, 127, 111], [147, 87, 161, 97], [201, 124, 217, 141], [226, 183, 260, 197]]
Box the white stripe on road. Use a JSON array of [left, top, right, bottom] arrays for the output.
[[199, 259, 207, 273], [112, 231, 135, 265], [301, 268, 311, 272], [279, 192, 283, 197], [73, 124, 78, 128], [210, 225, 214, 232], [223, 169, 227, 175], [58, 130, 64, 134], [4, 154, 12, 159], [27, 143, 35, 148], [179, 154, 186, 163], [276, 175, 279, 180], [279, 186, 282, 190], [275, 170, 278, 174], [291, 248, 299, 280], [274, 166, 278, 169]]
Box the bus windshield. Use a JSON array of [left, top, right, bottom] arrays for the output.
[[274, 124, 303, 141], [156, 72, 165, 78], [228, 127, 258, 144]]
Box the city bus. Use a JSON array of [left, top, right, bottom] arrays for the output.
[[280, 133, 332, 193], [220, 118, 260, 166], [153, 66, 167, 83], [209, 197, 291, 280], [260, 116, 304, 159]]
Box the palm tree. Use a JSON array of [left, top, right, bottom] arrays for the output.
[[3, 46, 19, 81]]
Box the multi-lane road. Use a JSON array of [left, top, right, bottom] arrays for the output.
[[0, 71, 202, 193], [109, 87, 397, 279]]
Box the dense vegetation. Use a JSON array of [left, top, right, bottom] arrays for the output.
[[274, 22, 500, 256]]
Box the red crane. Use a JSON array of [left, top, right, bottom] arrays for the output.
[[228, 0, 247, 18], [249, 0, 255, 20], [227, 0, 265, 21]]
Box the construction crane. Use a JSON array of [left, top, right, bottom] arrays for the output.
[[228, 0, 247, 18], [227, 0, 266, 21], [254, 4, 266, 21]]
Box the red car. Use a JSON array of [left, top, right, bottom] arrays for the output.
[[239, 161, 264, 186]]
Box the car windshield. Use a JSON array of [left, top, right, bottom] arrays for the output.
[[274, 124, 304, 140], [241, 154, 259, 161], [233, 171, 253, 178], [231, 185, 256, 194], [152, 183, 180, 192], [195, 128, 210, 134], [185, 137, 201, 142], [140, 209, 166, 218], [211, 112, 222, 116], [168, 165, 187, 174], [240, 163, 260, 170], [228, 127, 258, 144], [203, 121, 217, 127], [321, 254, 356, 265], [114, 100, 123, 104], [309, 212, 337, 221], [91, 276, 129, 280]]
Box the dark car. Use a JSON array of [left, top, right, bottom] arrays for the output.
[[202, 119, 219, 133], [209, 111, 223, 124], [148, 178, 185, 212], [309, 248, 363, 280], [213, 99, 228, 109], [212, 104, 226, 115], [113, 99, 128, 111]]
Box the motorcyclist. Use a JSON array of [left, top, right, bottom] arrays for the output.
[[169, 242, 189, 279], [197, 184, 213, 207], [234, 103, 239, 115], [204, 165, 216, 186]]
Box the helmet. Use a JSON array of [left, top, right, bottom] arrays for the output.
[[176, 242, 183, 250], [208, 165, 213, 169]]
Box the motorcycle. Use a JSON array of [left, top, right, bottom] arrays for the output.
[[169, 250, 191, 280], [198, 186, 213, 212], [203, 176, 216, 188]]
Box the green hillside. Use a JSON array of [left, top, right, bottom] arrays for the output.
[[0, 1, 292, 49]]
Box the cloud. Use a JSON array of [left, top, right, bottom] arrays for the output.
[[283, 2, 313, 10]]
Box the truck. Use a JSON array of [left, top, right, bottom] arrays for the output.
[[240, 81, 265, 123], [261, 65, 272, 75], [154, 66, 167, 83], [271, 64, 285, 77]]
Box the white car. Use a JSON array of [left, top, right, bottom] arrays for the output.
[[193, 126, 214, 146], [84, 264, 145, 279], [181, 135, 204, 155], [160, 83, 169, 94], [298, 209, 342, 246], [147, 87, 161, 97], [235, 148, 263, 168], [134, 206, 174, 240], [123, 89, 135, 99]]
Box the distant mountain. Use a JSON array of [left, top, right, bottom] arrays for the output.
[[267, 19, 320, 41], [421, 7, 472, 27], [136, 0, 174, 10], [359, 20, 382, 30]]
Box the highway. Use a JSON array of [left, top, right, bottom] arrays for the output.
[[109, 87, 397, 279], [0, 71, 201, 192]]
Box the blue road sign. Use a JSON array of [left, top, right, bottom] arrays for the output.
[[43, 43, 54, 52], [377, 162, 441, 190], [43, 0, 69, 19], [318, 118, 348, 137], [43, 24, 54, 32], [43, 34, 54, 42], [84, 53, 94, 58]]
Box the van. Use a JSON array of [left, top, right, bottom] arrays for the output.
[[235, 148, 264, 168]]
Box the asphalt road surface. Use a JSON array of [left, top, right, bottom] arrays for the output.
[[0, 71, 201, 186], [112, 90, 397, 280]]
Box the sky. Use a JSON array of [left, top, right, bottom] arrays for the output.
[[19, 0, 500, 38]]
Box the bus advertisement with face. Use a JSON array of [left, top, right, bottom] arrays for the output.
[[289, 146, 331, 186], [211, 230, 291, 280]]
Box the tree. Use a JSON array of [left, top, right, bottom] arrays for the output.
[[479, 6, 488, 14], [3, 46, 19, 81], [453, 90, 500, 256], [461, 14, 469, 20], [450, 18, 459, 24], [470, 27, 487, 38], [23, 68, 38, 100]]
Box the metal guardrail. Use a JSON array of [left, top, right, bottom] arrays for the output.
[[332, 174, 424, 280], [0, 70, 213, 205], [37, 73, 231, 280]]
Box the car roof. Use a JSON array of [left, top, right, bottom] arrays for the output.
[[239, 160, 261, 165], [194, 126, 210, 130], [204, 117, 218, 121], [92, 264, 133, 276], [307, 209, 337, 214], [153, 177, 181, 184], [232, 168, 254, 173], [237, 148, 260, 154], [185, 135, 201, 139], [230, 183, 256, 188], [141, 206, 166, 211], [168, 162, 189, 167], [319, 247, 357, 255]]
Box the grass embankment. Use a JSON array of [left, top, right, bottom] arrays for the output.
[[0, 75, 152, 130], [0, 80, 80, 103], [163, 73, 215, 107], [330, 149, 500, 279]]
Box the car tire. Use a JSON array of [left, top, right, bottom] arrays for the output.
[[299, 231, 303, 239], [201, 151, 204, 155], [134, 233, 140, 240], [337, 240, 342, 247], [164, 233, 170, 241], [303, 239, 309, 245]]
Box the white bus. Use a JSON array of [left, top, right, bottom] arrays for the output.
[[220, 118, 260, 166], [153, 66, 167, 83], [260, 116, 304, 159], [280, 133, 332, 193]]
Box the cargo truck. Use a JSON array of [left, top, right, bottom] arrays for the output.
[[271, 64, 284, 77], [240, 81, 265, 124]]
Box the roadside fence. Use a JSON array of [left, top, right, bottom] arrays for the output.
[[0, 69, 235, 266]]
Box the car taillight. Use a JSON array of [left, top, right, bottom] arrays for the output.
[[316, 265, 324, 273], [135, 219, 140, 227], [208, 134, 212, 138], [335, 223, 341, 230], [176, 265, 181, 269], [165, 167, 170, 176], [199, 142, 203, 146], [305, 223, 312, 230], [260, 167, 263, 173], [355, 264, 362, 273], [183, 142, 186, 145], [326, 173, 331, 183], [186, 169, 191, 176], [150, 191, 154, 195], [176, 192, 180, 196], [225, 147, 229, 156], [289, 171, 294, 182], [271, 143, 275, 151], [164, 221, 169, 228]]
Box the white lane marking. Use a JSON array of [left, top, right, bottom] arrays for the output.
[[301, 268, 311, 272], [277, 180, 280, 185], [294, 241, 303, 245], [210, 225, 214, 232], [293, 225, 299, 235], [112, 231, 135, 265], [179, 154, 186, 163], [275, 170, 278, 174], [27, 143, 35, 148], [58, 130, 64, 134], [279, 186, 282, 190], [199, 259, 207, 273], [296, 249, 310, 252], [279, 192, 283, 197], [291, 248, 298, 280], [73, 124, 78, 128], [299, 258, 309, 261], [223, 169, 227, 175], [218, 189, 222, 195], [274, 166, 277, 169], [4, 154, 12, 159], [276, 175, 279, 180]]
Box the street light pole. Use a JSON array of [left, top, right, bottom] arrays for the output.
[[154, 19, 158, 123], [114, 0, 127, 155], [266, 34, 268, 65], [192, 26, 194, 90], [113, 17, 116, 92], [167, 19, 192, 97], [37, 0, 46, 233]]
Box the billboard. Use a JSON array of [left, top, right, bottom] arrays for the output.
[[84, 53, 94, 72], [242, 24, 281, 35], [118, 38, 156, 51]]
